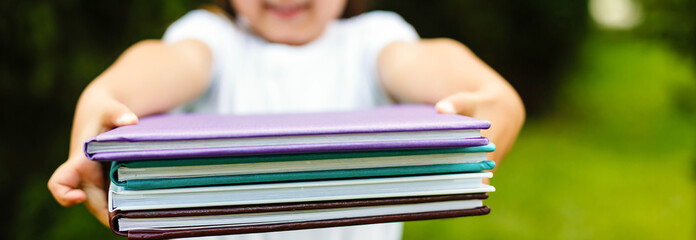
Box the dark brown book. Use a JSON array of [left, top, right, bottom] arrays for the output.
[[111, 193, 490, 239]]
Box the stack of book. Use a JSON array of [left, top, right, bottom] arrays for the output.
[[85, 105, 497, 239]]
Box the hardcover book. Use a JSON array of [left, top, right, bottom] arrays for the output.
[[113, 162, 495, 190], [110, 194, 491, 239], [86, 105, 491, 161], [109, 172, 494, 211], [111, 144, 496, 190]]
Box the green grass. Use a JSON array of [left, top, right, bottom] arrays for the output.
[[404, 33, 696, 240], [405, 121, 695, 240]]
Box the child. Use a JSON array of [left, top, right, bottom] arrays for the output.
[[48, 0, 525, 239]]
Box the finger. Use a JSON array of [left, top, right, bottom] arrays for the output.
[[47, 162, 87, 206], [72, 157, 109, 225], [435, 92, 479, 116], [102, 101, 139, 127], [83, 183, 110, 226]]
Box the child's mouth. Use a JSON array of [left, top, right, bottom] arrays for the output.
[[264, 2, 310, 20]]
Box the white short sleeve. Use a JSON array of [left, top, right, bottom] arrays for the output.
[[162, 10, 242, 113], [349, 11, 420, 64], [341, 11, 419, 106], [163, 10, 237, 78]]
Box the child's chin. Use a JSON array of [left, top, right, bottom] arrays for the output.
[[259, 27, 324, 46], [265, 34, 316, 46]]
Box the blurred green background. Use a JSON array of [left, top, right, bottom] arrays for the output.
[[1, 0, 694, 239]]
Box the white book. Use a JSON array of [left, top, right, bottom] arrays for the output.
[[109, 172, 494, 211]]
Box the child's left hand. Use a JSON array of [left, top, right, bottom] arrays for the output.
[[378, 38, 525, 168]]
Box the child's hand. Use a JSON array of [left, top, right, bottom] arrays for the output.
[[434, 92, 479, 117], [379, 39, 525, 167], [47, 39, 212, 225], [48, 155, 111, 225], [46, 39, 211, 226], [48, 98, 138, 226]]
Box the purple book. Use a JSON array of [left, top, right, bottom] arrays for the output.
[[85, 104, 490, 161]]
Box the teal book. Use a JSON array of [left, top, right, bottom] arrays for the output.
[[111, 144, 495, 190], [112, 161, 495, 190]]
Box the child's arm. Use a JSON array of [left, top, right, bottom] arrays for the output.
[[378, 38, 525, 168], [47, 39, 212, 225]]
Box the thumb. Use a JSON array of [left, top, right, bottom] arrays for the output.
[[435, 92, 479, 116], [102, 101, 139, 127], [83, 183, 110, 226]]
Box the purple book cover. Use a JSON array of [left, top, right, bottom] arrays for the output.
[[85, 104, 490, 161]]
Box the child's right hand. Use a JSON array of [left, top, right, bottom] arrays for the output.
[[48, 96, 139, 226], [45, 39, 211, 226]]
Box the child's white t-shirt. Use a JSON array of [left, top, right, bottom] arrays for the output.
[[162, 9, 419, 240]]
